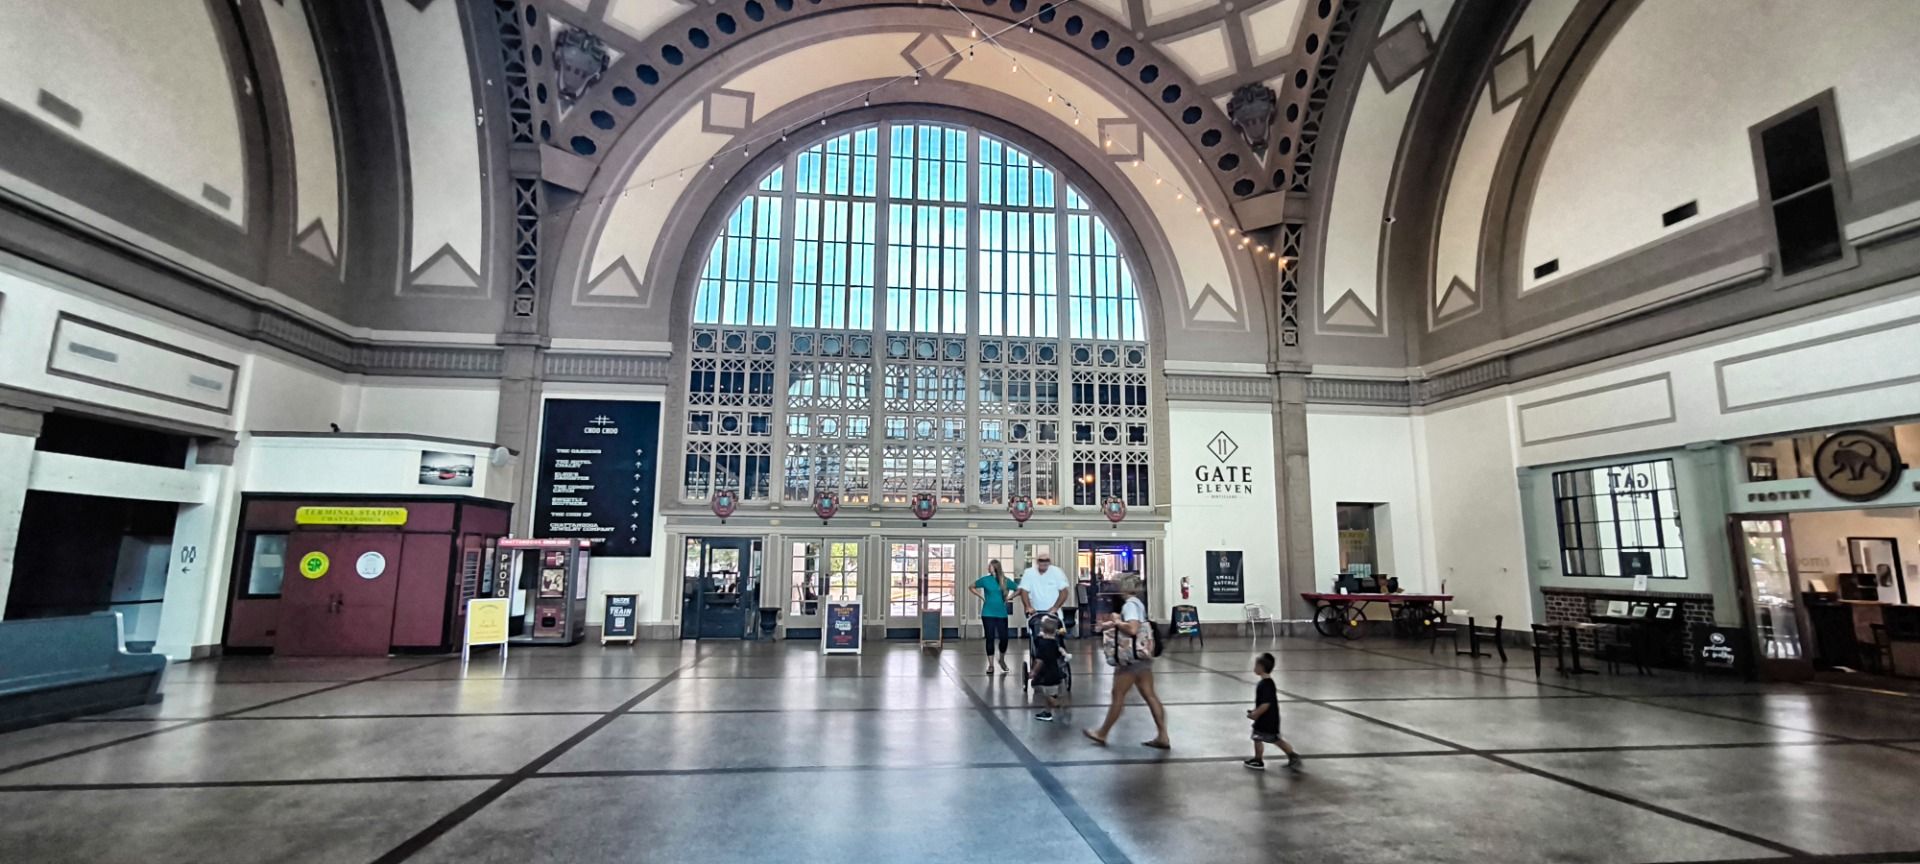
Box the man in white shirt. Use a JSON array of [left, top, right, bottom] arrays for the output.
[[1018, 553, 1070, 622]]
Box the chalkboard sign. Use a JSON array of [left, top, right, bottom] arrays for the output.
[[602, 593, 638, 644], [823, 601, 862, 654], [1206, 550, 1244, 604], [919, 609, 944, 648], [1692, 624, 1745, 675], [1171, 605, 1201, 636], [534, 399, 661, 557]]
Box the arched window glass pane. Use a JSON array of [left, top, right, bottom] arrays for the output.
[[683, 121, 1149, 508]]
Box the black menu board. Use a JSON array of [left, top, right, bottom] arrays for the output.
[[534, 399, 660, 557]]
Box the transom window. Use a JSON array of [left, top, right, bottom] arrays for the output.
[[1552, 459, 1686, 580], [682, 121, 1151, 510]]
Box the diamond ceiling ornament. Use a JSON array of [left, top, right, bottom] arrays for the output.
[[901, 31, 963, 80], [1207, 431, 1239, 463]]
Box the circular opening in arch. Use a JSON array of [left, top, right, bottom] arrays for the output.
[[1161, 85, 1181, 104], [1065, 15, 1083, 35], [1091, 30, 1109, 49], [591, 110, 616, 130], [571, 135, 597, 156], [776, 0, 793, 10], [1277, 137, 1293, 155], [688, 28, 710, 49], [612, 85, 636, 106], [661, 45, 685, 66], [1010, 0, 1028, 12], [531, 44, 543, 67], [744, 1, 765, 21], [637, 64, 660, 85], [1181, 105, 1202, 124], [536, 83, 548, 104], [1271, 169, 1287, 188], [1200, 129, 1221, 147], [524, 6, 537, 25], [1305, 33, 1320, 53], [540, 120, 551, 141], [1038, 3, 1057, 23], [1115, 46, 1134, 66], [1233, 178, 1255, 196], [1319, 0, 1333, 16], [1217, 153, 1239, 171], [1285, 102, 1300, 121], [716, 12, 736, 33], [1294, 68, 1309, 88], [1139, 64, 1158, 84]]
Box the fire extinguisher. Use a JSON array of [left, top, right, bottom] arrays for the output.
[[1180, 576, 1190, 600]]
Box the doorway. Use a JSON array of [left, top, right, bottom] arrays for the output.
[[784, 539, 862, 638], [1078, 539, 1148, 621], [1728, 515, 1812, 680], [681, 537, 761, 639], [884, 540, 957, 638], [276, 531, 405, 656]]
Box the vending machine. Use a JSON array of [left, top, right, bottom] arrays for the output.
[[492, 538, 593, 645]]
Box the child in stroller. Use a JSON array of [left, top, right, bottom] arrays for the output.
[[1023, 611, 1072, 703]]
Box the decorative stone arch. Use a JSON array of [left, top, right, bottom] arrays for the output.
[[532, 0, 1270, 205], [544, 11, 1269, 353]]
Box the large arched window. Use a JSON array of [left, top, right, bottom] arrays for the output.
[[682, 121, 1150, 510]]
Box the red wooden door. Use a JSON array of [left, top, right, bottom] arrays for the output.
[[277, 531, 405, 656]]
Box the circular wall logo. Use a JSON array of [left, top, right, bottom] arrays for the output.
[[356, 551, 387, 580], [299, 551, 330, 580], [1812, 431, 1902, 502], [1708, 632, 1726, 646]]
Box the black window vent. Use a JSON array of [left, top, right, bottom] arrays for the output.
[[1532, 259, 1560, 279], [1661, 201, 1699, 227]]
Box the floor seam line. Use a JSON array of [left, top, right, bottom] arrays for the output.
[[367, 661, 696, 864]]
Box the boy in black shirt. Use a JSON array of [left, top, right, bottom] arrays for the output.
[[1030, 617, 1067, 721], [1245, 652, 1301, 771]]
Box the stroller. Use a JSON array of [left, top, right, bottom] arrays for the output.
[[1020, 611, 1073, 694]]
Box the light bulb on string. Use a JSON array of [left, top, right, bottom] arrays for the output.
[[914, 73, 921, 85], [864, 93, 871, 107], [1046, 93, 1054, 103], [970, 26, 978, 38], [1210, 217, 1221, 227], [1011, 62, 1018, 73], [707, 160, 714, 172]]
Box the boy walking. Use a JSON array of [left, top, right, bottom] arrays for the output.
[[1030, 616, 1067, 721], [1245, 652, 1301, 771]]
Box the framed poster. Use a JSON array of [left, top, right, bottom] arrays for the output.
[[1206, 550, 1244, 604], [419, 450, 476, 487], [534, 399, 662, 557], [1849, 537, 1903, 591], [823, 601, 862, 654]]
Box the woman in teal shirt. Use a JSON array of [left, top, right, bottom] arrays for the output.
[[970, 560, 1017, 674]]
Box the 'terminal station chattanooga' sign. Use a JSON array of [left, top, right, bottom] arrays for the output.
[[534, 399, 661, 557]]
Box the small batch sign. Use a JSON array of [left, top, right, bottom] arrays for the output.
[[1206, 550, 1244, 604], [295, 507, 408, 526], [823, 601, 862, 654], [602, 593, 638, 643]]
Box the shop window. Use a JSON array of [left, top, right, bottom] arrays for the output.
[[1551, 459, 1687, 579], [243, 533, 289, 598], [1335, 503, 1379, 572]]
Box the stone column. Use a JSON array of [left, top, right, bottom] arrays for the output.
[[0, 404, 45, 617], [154, 439, 236, 661], [496, 341, 544, 532], [1274, 370, 1316, 619]]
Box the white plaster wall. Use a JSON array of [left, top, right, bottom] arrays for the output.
[[1319, 50, 1422, 322], [381, 0, 485, 272], [242, 435, 513, 501], [0, 0, 246, 225], [241, 354, 350, 433], [352, 381, 501, 443], [1165, 403, 1284, 621], [1523, 0, 1920, 290], [1508, 276, 1920, 469], [0, 266, 247, 432], [1306, 410, 1429, 592], [261, 0, 343, 264], [583, 30, 1245, 342], [536, 385, 670, 626], [1411, 395, 1533, 622]]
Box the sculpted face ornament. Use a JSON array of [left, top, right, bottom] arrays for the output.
[[1227, 83, 1278, 155], [553, 27, 611, 105], [1008, 495, 1034, 526]]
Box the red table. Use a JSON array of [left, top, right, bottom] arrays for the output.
[[1300, 592, 1452, 640]]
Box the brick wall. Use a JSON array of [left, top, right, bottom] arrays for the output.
[[1540, 587, 1713, 667]]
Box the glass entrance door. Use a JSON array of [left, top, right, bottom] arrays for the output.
[[1729, 516, 1812, 679], [884, 540, 957, 635], [984, 540, 1053, 631], [786, 539, 861, 635], [681, 537, 761, 639]]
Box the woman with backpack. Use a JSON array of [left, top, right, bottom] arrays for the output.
[[1083, 574, 1171, 749]]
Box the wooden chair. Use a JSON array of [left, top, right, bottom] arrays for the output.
[[1457, 614, 1507, 662], [1529, 623, 1566, 676], [1863, 624, 1896, 676]]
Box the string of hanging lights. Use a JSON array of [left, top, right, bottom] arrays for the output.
[[591, 0, 1289, 268]]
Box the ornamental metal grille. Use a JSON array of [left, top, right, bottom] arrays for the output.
[[682, 122, 1152, 510]]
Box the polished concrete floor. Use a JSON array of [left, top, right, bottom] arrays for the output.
[[4, 634, 1920, 864]]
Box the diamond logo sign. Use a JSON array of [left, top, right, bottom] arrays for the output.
[[1206, 431, 1239, 463]]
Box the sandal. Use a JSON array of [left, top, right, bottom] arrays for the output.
[[1082, 729, 1108, 746], [1141, 740, 1171, 750]]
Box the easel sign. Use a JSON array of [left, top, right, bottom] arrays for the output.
[[822, 601, 862, 655], [602, 593, 639, 645], [464, 597, 511, 670]]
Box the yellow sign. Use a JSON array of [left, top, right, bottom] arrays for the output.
[[295, 506, 409, 526], [299, 551, 330, 579], [466, 598, 510, 646]]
